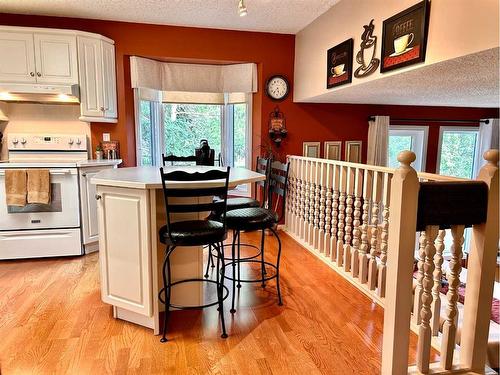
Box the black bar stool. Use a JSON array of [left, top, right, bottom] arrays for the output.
[[224, 160, 290, 313], [158, 167, 231, 342], [205, 157, 271, 278], [162, 153, 197, 166]]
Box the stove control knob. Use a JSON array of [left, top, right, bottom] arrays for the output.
[[20, 138, 27, 145], [76, 138, 81, 145], [68, 139, 74, 145], [12, 138, 18, 145]]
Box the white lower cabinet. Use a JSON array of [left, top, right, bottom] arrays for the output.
[[96, 185, 152, 316]]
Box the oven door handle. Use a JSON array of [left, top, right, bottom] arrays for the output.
[[0, 169, 76, 176]]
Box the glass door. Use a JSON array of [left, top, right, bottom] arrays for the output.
[[388, 126, 429, 171]]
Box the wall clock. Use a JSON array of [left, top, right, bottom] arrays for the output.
[[265, 75, 290, 101]]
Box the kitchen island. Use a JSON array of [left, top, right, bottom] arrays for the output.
[[92, 166, 265, 334]]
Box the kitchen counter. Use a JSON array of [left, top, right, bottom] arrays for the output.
[[91, 166, 265, 334], [77, 159, 122, 167], [92, 165, 263, 189]]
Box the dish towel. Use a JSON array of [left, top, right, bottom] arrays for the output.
[[27, 169, 51, 204], [5, 170, 27, 206]]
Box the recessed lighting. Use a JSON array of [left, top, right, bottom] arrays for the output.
[[238, 0, 247, 17]]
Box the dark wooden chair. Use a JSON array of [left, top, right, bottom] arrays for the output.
[[161, 153, 197, 166]]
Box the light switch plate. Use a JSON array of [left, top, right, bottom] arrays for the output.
[[103, 133, 111, 142]]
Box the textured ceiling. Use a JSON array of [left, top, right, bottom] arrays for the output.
[[304, 48, 500, 107], [0, 0, 341, 34]]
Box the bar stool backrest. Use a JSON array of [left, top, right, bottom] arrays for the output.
[[159, 167, 231, 242], [255, 157, 271, 206], [267, 160, 290, 222], [162, 153, 197, 166]]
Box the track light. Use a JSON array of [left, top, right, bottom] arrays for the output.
[[238, 0, 247, 17]]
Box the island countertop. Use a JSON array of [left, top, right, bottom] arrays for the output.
[[91, 166, 265, 189]]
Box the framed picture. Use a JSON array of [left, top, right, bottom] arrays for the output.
[[326, 39, 354, 89], [380, 0, 430, 73], [345, 141, 362, 163], [303, 142, 321, 158], [324, 141, 342, 160]]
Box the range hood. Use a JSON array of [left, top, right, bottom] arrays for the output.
[[0, 83, 80, 104]]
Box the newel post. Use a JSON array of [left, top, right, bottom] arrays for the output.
[[381, 151, 420, 375], [460, 149, 499, 371]]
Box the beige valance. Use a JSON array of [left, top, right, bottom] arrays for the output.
[[130, 56, 257, 94]]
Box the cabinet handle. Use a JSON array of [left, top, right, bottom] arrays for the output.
[[100, 106, 105, 112], [95, 194, 102, 200], [81, 173, 87, 177], [36, 72, 41, 77], [30, 72, 35, 77]]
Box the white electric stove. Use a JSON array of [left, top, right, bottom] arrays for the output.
[[0, 133, 88, 259]]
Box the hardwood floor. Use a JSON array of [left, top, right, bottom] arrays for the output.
[[0, 231, 431, 374]]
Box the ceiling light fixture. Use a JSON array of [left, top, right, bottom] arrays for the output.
[[238, 0, 248, 17]]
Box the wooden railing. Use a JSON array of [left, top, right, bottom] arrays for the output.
[[284, 150, 499, 374]]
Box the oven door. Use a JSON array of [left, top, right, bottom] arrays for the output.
[[0, 168, 80, 230]]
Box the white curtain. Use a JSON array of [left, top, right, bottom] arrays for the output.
[[130, 56, 257, 94], [367, 116, 390, 166], [476, 118, 499, 169]]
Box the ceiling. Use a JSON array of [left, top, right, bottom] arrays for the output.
[[305, 48, 500, 108], [0, 0, 341, 34]]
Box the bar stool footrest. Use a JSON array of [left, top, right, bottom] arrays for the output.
[[159, 278, 229, 309], [222, 259, 278, 283]]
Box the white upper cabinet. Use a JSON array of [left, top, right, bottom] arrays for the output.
[[33, 33, 78, 84], [101, 41, 117, 119], [78, 37, 118, 122], [0, 26, 117, 123], [78, 36, 104, 118], [0, 31, 36, 83]]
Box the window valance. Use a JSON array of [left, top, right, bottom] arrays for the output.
[[130, 56, 257, 94]]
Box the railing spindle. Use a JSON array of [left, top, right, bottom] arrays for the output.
[[351, 168, 364, 277], [431, 229, 446, 336], [324, 164, 333, 257], [440, 225, 464, 370], [343, 167, 355, 272], [313, 161, 321, 249], [413, 232, 427, 325], [330, 165, 340, 262], [359, 169, 372, 284], [416, 225, 439, 374], [307, 161, 316, 246], [336, 166, 347, 267], [318, 163, 327, 253], [368, 171, 382, 290], [377, 172, 391, 298]]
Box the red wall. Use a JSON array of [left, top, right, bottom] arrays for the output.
[[0, 13, 498, 173]]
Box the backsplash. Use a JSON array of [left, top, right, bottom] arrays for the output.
[[0, 103, 91, 160]]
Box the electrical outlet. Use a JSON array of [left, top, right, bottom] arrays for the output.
[[103, 133, 111, 142]]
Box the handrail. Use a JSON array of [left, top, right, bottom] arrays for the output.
[[287, 154, 468, 182]]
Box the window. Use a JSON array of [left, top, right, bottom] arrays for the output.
[[437, 127, 479, 179], [134, 90, 251, 172], [388, 126, 428, 171]]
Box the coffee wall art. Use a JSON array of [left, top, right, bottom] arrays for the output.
[[380, 0, 430, 73], [326, 38, 354, 89], [324, 141, 342, 161], [345, 141, 362, 163], [354, 19, 380, 78]]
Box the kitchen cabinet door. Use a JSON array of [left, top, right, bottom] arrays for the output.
[[78, 36, 104, 118], [80, 167, 105, 246], [101, 41, 117, 119], [96, 186, 152, 316], [0, 31, 36, 83], [33, 33, 78, 84]]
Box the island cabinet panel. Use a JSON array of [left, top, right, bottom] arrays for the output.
[[97, 186, 152, 317]]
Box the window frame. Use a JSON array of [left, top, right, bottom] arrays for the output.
[[133, 89, 252, 176], [436, 126, 480, 178], [388, 125, 429, 172]]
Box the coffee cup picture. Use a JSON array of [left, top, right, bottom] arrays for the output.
[[393, 33, 414, 54], [332, 64, 345, 76]]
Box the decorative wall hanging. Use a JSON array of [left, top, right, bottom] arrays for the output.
[[354, 20, 380, 78], [345, 141, 362, 163], [303, 142, 321, 158], [326, 39, 354, 89], [380, 0, 430, 73], [268, 106, 288, 146], [324, 141, 342, 160]]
